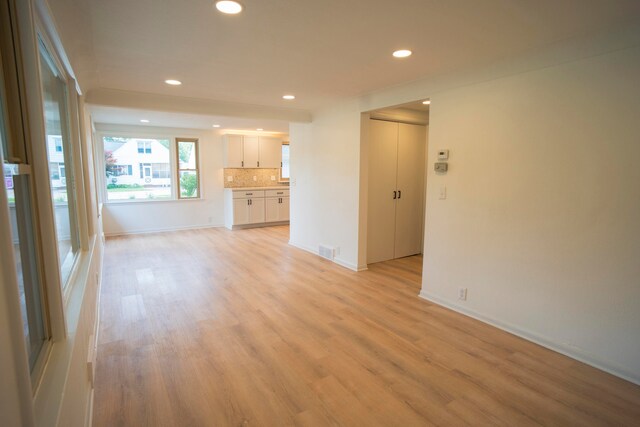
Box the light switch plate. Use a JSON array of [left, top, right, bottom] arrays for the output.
[[437, 149, 449, 161], [227, 176, 233, 182], [435, 162, 448, 173]]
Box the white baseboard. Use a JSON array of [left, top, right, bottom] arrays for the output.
[[104, 223, 224, 237], [419, 290, 640, 386], [288, 241, 362, 272]]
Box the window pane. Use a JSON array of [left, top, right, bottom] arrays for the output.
[[179, 170, 198, 198], [281, 144, 290, 179], [4, 164, 48, 371], [104, 136, 171, 201], [178, 141, 196, 169], [39, 45, 79, 285]]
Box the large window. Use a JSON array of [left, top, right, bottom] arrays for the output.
[[1, 26, 50, 379], [104, 136, 171, 201], [177, 138, 199, 199], [39, 41, 80, 286]]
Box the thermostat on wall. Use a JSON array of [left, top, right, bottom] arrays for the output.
[[437, 149, 449, 161], [434, 162, 448, 173]]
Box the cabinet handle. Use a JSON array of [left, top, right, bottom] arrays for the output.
[[257, 161, 260, 167], [393, 190, 397, 199], [241, 161, 244, 167], [398, 190, 402, 199], [247, 199, 249, 206]]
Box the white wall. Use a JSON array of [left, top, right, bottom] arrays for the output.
[[290, 24, 640, 383], [97, 124, 225, 235], [420, 45, 640, 383], [289, 100, 364, 270]]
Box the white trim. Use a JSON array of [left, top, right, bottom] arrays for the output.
[[418, 290, 640, 386], [103, 223, 223, 237]]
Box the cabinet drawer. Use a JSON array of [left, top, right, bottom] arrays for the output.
[[265, 189, 289, 197], [232, 190, 265, 199]]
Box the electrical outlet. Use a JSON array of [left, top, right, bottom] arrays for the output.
[[253, 176, 257, 181], [227, 176, 233, 182], [271, 175, 276, 181], [458, 288, 468, 301]]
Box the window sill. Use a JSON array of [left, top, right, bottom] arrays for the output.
[[105, 197, 203, 205]]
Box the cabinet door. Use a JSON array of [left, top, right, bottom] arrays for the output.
[[259, 137, 282, 168], [224, 135, 244, 168], [232, 198, 250, 225], [248, 198, 265, 224], [394, 123, 426, 258], [243, 136, 260, 168], [278, 196, 290, 221], [265, 197, 279, 222], [367, 120, 399, 264]]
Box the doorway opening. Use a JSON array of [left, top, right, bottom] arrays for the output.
[[361, 99, 430, 284]]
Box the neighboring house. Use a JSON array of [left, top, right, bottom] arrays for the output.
[[47, 135, 66, 189], [104, 138, 171, 187]]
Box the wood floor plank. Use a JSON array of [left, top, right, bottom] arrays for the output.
[[93, 226, 640, 426]]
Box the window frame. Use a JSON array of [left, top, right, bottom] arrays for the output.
[[280, 141, 290, 182], [176, 137, 200, 200], [95, 129, 192, 205]]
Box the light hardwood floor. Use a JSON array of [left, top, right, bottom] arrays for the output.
[[94, 226, 640, 426]]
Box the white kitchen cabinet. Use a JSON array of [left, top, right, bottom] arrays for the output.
[[243, 136, 260, 168], [223, 135, 244, 167], [222, 134, 283, 168], [265, 195, 289, 222], [224, 188, 289, 229], [259, 137, 282, 168], [367, 120, 426, 264]]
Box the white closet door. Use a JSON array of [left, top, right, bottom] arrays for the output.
[[243, 136, 260, 168], [394, 123, 426, 258], [367, 120, 399, 264]]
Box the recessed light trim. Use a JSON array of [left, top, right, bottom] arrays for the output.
[[164, 79, 182, 86], [393, 49, 412, 58], [256, 128, 264, 131], [140, 119, 150, 123], [422, 100, 431, 105], [216, 1, 242, 14], [213, 124, 221, 128], [283, 95, 295, 100]]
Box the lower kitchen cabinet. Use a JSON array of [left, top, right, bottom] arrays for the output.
[[224, 188, 289, 229]]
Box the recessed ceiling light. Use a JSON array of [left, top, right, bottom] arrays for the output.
[[256, 128, 263, 131], [283, 95, 295, 100], [392, 49, 412, 58], [216, 1, 242, 14], [165, 79, 182, 86], [422, 100, 431, 105], [213, 124, 221, 128], [140, 119, 150, 123]]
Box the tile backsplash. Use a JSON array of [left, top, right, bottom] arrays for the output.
[[224, 168, 286, 188]]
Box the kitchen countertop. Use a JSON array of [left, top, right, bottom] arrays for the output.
[[225, 186, 290, 191]]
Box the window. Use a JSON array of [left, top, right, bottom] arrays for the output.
[[39, 40, 80, 286], [104, 136, 171, 201], [137, 141, 152, 154], [281, 143, 290, 180], [1, 28, 50, 379], [177, 138, 199, 199]]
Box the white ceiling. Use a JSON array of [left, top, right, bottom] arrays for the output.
[[51, 0, 640, 113], [91, 106, 290, 132]]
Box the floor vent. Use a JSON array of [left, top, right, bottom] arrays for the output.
[[319, 244, 335, 260]]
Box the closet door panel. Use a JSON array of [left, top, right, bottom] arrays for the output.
[[367, 119, 398, 264], [395, 123, 426, 258]]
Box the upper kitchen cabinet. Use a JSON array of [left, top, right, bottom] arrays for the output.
[[258, 137, 282, 168], [222, 135, 283, 168], [223, 134, 244, 167]]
